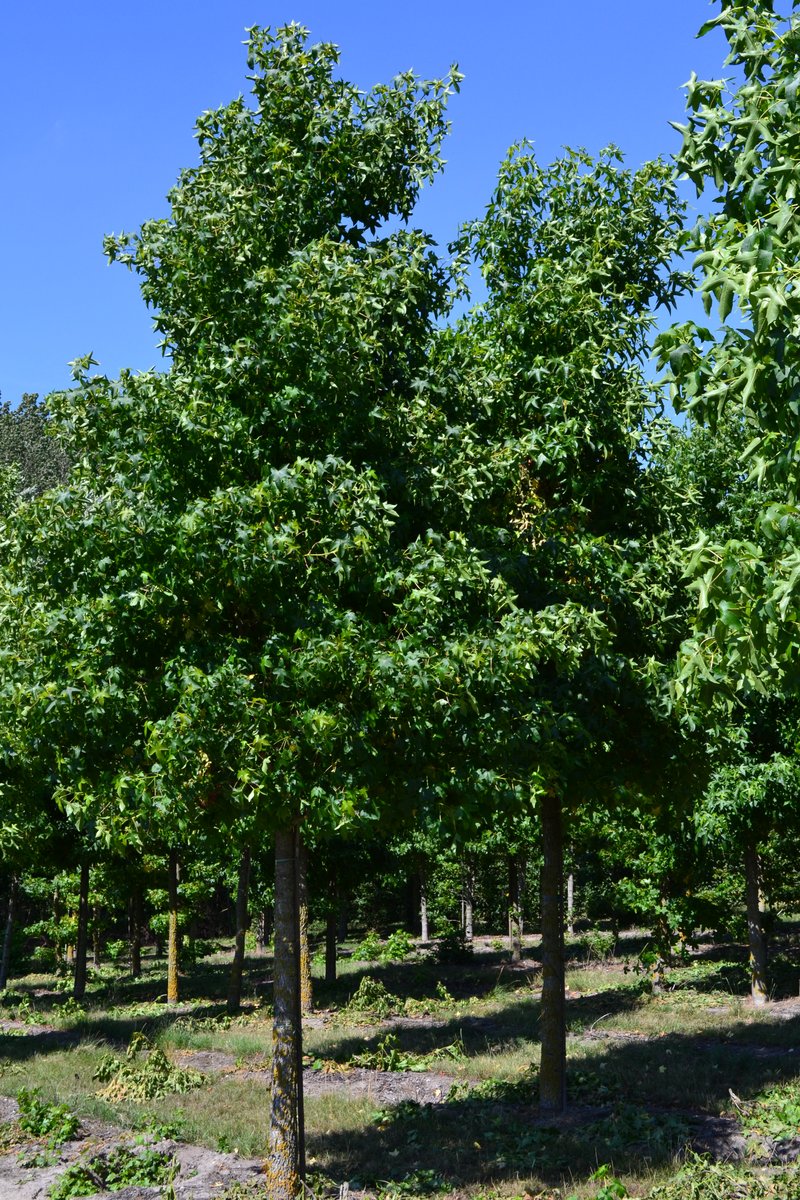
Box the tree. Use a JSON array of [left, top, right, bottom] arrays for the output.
[[2, 25, 466, 1197], [449, 144, 691, 1110], [657, 0, 800, 692]]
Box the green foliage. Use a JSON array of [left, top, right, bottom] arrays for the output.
[[737, 1079, 800, 1142], [353, 929, 415, 963], [16, 1088, 79, 1144], [343, 977, 401, 1020], [0, 394, 69, 499], [352, 931, 383, 962], [579, 930, 616, 962], [648, 1152, 800, 1200], [49, 1145, 174, 1199], [351, 1032, 465, 1072], [105, 939, 127, 964], [93, 1032, 206, 1101]]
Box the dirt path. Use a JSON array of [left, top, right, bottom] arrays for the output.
[[0, 1095, 264, 1199]]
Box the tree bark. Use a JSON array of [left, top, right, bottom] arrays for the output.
[[464, 864, 474, 945], [93, 905, 101, 968], [508, 854, 523, 963], [227, 848, 252, 1015], [566, 872, 574, 936], [267, 828, 304, 1199], [539, 793, 566, 1112], [73, 860, 90, 1002], [297, 837, 312, 1014], [0, 876, 18, 991], [129, 885, 142, 979], [257, 906, 273, 955], [325, 865, 337, 985], [325, 910, 337, 985], [419, 870, 429, 944], [166, 849, 180, 1006], [744, 835, 768, 1007]]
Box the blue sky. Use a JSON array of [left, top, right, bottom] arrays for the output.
[[1, 2, 728, 404]]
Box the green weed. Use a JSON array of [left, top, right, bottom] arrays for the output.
[[49, 1144, 175, 1199]]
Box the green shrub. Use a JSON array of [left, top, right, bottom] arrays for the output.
[[17, 1088, 79, 1144]]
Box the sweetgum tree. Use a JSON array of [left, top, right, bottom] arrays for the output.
[[0, 25, 494, 1197], [657, 0, 800, 693]]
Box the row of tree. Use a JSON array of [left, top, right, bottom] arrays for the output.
[[2, 6, 800, 1195]]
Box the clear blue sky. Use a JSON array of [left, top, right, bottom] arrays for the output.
[[1, 2, 727, 404]]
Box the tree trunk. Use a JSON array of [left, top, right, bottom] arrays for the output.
[[297, 837, 312, 1015], [0, 876, 18, 991], [419, 871, 429, 943], [463, 863, 475, 944], [325, 866, 337, 985], [539, 793, 566, 1112], [566, 872, 574, 936], [257, 906, 273, 955], [129, 885, 142, 978], [267, 828, 304, 1199], [73, 860, 90, 1002], [93, 905, 101, 968], [227, 848, 252, 1015], [744, 835, 768, 1007], [166, 849, 180, 1006], [508, 854, 523, 963], [325, 910, 337, 985]]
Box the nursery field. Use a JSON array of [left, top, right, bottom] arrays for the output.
[[1, 928, 800, 1199]]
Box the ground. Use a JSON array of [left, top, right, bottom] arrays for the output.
[[1, 929, 800, 1198]]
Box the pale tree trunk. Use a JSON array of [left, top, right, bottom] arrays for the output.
[[566, 872, 574, 936], [539, 793, 566, 1112], [325, 867, 337, 985], [419, 870, 429, 943], [463, 863, 475, 945], [93, 905, 101, 968], [227, 848, 252, 1015], [744, 836, 768, 1007], [508, 854, 523, 963], [73, 860, 90, 1002], [129, 886, 142, 978], [0, 877, 18, 991], [297, 838, 312, 1015], [166, 849, 180, 1006], [267, 828, 304, 1199]]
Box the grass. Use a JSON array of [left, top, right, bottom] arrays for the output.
[[1, 927, 800, 1197]]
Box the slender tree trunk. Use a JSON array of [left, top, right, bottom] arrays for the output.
[[129, 885, 142, 979], [419, 871, 429, 944], [464, 863, 474, 945], [325, 866, 337, 985], [0, 877, 18, 991], [267, 828, 304, 1199], [744, 835, 768, 1007], [297, 837, 312, 1015], [539, 793, 566, 1112], [325, 910, 337, 985], [227, 848, 252, 1015], [73, 860, 90, 1002], [166, 849, 180, 1006], [566, 872, 574, 936], [93, 905, 101, 968], [53, 888, 63, 969], [257, 907, 273, 955], [509, 854, 523, 963]]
